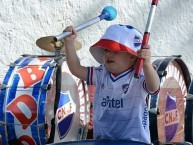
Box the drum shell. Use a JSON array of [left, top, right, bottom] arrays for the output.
[[150, 57, 191, 144]]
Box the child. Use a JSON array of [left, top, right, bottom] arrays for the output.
[[62, 24, 160, 144]]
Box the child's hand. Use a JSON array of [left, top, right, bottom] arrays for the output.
[[137, 45, 151, 65], [62, 26, 77, 44]]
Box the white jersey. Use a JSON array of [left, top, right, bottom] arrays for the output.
[[87, 64, 158, 144]]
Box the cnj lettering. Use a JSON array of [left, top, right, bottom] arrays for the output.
[[165, 109, 179, 126], [57, 103, 72, 121]]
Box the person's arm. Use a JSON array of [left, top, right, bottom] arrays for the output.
[[137, 45, 160, 92], [62, 26, 88, 81]]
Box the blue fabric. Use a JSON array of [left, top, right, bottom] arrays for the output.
[[47, 139, 149, 145]]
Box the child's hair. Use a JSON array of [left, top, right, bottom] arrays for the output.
[[90, 24, 143, 64]]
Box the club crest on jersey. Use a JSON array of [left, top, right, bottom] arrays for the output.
[[133, 35, 141, 47], [95, 67, 103, 72], [56, 91, 76, 139], [122, 84, 129, 93]]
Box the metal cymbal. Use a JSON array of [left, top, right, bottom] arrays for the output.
[[36, 36, 82, 53]]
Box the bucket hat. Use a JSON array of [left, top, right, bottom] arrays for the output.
[[90, 24, 143, 64]]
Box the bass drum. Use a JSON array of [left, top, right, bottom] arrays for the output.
[[150, 56, 191, 144], [185, 80, 193, 143], [0, 55, 89, 145]]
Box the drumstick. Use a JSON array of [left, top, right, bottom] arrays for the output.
[[54, 6, 117, 42], [134, 0, 159, 78]]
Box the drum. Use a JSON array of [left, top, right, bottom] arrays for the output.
[[0, 55, 89, 145], [185, 80, 193, 143], [86, 85, 95, 139], [150, 56, 191, 144], [47, 139, 148, 145]]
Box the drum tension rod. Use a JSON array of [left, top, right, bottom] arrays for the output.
[[157, 70, 167, 77]]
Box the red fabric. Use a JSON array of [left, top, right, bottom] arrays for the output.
[[91, 39, 137, 56]]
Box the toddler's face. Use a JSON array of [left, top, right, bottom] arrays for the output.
[[103, 49, 137, 75]]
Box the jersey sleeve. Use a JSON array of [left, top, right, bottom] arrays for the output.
[[86, 65, 104, 86], [87, 67, 95, 85], [142, 79, 160, 95]]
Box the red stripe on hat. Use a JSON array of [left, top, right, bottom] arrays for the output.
[[91, 39, 137, 56]]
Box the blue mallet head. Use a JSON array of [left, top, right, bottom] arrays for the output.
[[101, 6, 117, 21]]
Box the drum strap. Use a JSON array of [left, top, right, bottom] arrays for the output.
[[46, 118, 55, 143], [47, 59, 62, 144]]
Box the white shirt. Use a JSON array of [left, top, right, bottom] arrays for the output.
[[87, 64, 158, 144]]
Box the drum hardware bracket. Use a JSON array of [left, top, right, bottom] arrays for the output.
[[38, 123, 46, 129], [149, 108, 160, 115], [185, 94, 193, 100], [0, 134, 2, 144], [55, 47, 62, 57], [22, 54, 32, 57], [22, 54, 59, 58], [0, 121, 6, 127], [47, 84, 51, 90], [54, 56, 64, 67], [44, 123, 49, 129], [49, 61, 57, 68], [41, 84, 49, 90], [171, 55, 182, 58], [21, 54, 38, 58], [157, 70, 167, 77], [0, 84, 7, 90], [77, 127, 83, 140], [9, 63, 16, 67]]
